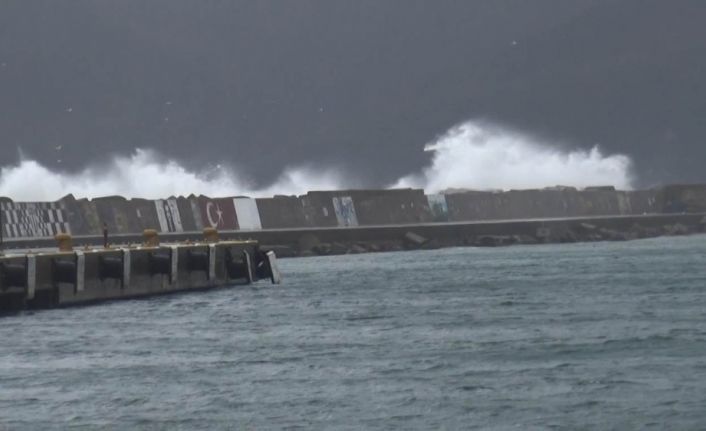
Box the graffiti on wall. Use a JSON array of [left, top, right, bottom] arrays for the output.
[[233, 197, 262, 230], [332, 196, 359, 227], [1, 202, 71, 238], [426, 194, 449, 222], [154, 199, 183, 233]]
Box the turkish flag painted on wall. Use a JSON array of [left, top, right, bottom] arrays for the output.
[[198, 197, 239, 230]]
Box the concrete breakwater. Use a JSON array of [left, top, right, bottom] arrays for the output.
[[3, 213, 704, 259], [1, 184, 706, 243], [1, 185, 706, 258], [0, 237, 281, 312]]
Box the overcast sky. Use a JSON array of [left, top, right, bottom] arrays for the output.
[[0, 0, 704, 188]]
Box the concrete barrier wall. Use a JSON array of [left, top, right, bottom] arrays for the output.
[[620, 190, 661, 215], [348, 189, 433, 225], [0, 200, 73, 238], [256, 196, 309, 229], [176, 197, 198, 232], [662, 184, 706, 213], [445, 188, 665, 221], [233, 197, 262, 230], [300, 192, 341, 227], [59, 195, 92, 236], [1, 186, 705, 239], [299, 189, 432, 227], [573, 190, 621, 216], [131, 199, 162, 232], [446, 191, 510, 221], [427, 194, 449, 222], [93, 196, 140, 234]]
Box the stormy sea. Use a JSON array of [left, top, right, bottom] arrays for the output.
[[2, 235, 705, 429]]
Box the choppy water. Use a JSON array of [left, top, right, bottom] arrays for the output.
[[2, 236, 706, 430]]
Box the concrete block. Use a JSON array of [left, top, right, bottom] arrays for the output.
[[75, 198, 102, 235], [194, 196, 239, 230], [0, 201, 72, 239], [233, 197, 262, 230], [256, 196, 309, 228], [662, 184, 706, 213], [404, 231, 427, 246], [130, 199, 162, 232], [154, 198, 185, 233], [93, 196, 139, 234], [266, 251, 281, 284], [176, 197, 198, 232]]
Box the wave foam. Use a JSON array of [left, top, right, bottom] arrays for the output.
[[0, 149, 343, 201], [392, 121, 633, 192], [0, 121, 634, 201]]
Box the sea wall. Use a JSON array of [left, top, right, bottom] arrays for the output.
[[1, 185, 705, 240], [443, 187, 664, 221]]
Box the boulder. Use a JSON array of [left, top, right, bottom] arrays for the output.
[[663, 223, 691, 236], [403, 231, 428, 248]]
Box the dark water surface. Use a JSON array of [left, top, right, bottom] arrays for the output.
[[2, 236, 706, 430]]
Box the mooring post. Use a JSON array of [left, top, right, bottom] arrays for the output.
[[55, 233, 73, 252], [203, 227, 219, 243], [143, 229, 159, 247]]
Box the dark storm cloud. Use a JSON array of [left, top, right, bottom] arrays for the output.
[[0, 0, 704, 187]]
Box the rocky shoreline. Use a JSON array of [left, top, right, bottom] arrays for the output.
[[269, 220, 706, 258]]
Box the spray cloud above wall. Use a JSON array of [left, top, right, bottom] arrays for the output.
[[0, 121, 634, 201]]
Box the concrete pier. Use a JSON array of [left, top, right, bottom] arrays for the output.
[[0, 240, 280, 312]]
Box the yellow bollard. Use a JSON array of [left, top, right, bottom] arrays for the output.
[[143, 229, 160, 247], [55, 233, 73, 252], [203, 227, 219, 243]]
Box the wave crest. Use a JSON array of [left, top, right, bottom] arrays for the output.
[[0, 149, 343, 201], [392, 121, 633, 192]]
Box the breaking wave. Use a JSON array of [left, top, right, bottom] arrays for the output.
[[392, 121, 634, 192], [0, 149, 343, 201], [0, 121, 634, 201]]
